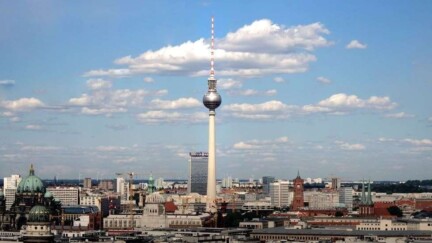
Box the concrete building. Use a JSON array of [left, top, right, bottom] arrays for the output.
[[331, 177, 341, 190], [269, 181, 291, 208], [222, 176, 233, 188], [83, 178, 92, 189], [305, 191, 339, 209], [97, 179, 114, 191], [356, 219, 407, 231], [47, 186, 79, 205], [262, 176, 275, 195], [339, 186, 353, 211], [3, 174, 21, 210], [188, 152, 208, 195]]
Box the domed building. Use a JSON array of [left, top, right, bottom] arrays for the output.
[[2, 164, 62, 230], [22, 205, 54, 243]]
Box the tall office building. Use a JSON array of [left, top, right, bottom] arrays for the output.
[[203, 17, 222, 212], [188, 152, 208, 195], [222, 176, 233, 188], [339, 186, 353, 211], [269, 180, 291, 208], [83, 178, 92, 189], [262, 176, 275, 195], [331, 177, 341, 190], [3, 174, 22, 210]]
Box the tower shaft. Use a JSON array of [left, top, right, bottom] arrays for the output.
[[206, 111, 216, 212]]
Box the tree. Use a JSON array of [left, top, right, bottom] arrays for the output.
[[335, 211, 344, 217], [387, 206, 403, 217]]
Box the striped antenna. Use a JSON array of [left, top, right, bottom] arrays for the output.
[[210, 16, 215, 77]]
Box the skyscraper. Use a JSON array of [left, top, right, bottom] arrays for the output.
[[203, 17, 222, 213], [188, 152, 208, 195], [339, 186, 353, 211], [262, 176, 275, 195]]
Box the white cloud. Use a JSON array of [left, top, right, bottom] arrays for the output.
[[384, 112, 414, 119], [96, 146, 130, 152], [233, 136, 290, 150], [0, 80, 15, 87], [317, 76, 332, 84], [336, 141, 365, 151], [20, 145, 61, 151], [81, 107, 127, 116], [346, 40, 367, 49], [137, 111, 207, 124], [86, 79, 112, 90], [317, 93, 396, 110], [223, 93, 396, 120], [403, 139, 432, 146], [2, 111, 15, 117], [25, 124, 42, 130], [273, 77, 285, 83], [150, 97, 201, 109], [1, 97, 45, 111], [84, 19, 331, 78], [143, 77, 154, 83], [265, 89, 277, 96], [68, 82, 167, 116], [218, 78, 242, 90]]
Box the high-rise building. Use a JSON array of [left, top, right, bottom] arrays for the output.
[[269, 180, 291, 208], [3, 174, 21, 210], [291, 171, 304, 211], [262, 176, 275, 195], [188, 152, 208, 195], [222, 176, 233, 188], [331, 177, 341, 190], [83, 178, 92, 189], [339, 186, 353, 211], [203, 17, 222, 213], [155, 178, 164, 189], [98, 179, 114, 190]]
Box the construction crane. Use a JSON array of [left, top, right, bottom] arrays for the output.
[[116, 172, 138, 230]]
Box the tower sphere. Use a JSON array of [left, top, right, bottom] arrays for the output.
[[203, 90, 221, 111]]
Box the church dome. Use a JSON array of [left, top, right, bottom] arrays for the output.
[[28, 205, 50, 222], [145, 192, 165, 204], [44, 191, 53, 198], [17, 164, 45, 194]]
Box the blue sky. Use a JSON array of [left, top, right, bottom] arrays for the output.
[[1, 1, 431, 181]]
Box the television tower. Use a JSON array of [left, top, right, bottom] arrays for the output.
[[203, 16, 222, 213]]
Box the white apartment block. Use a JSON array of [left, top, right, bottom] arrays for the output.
[[3, 174, 21, 210], [304, 191, 339, 209], [47, 187, 79, 205], [269, 181, 292, 208]]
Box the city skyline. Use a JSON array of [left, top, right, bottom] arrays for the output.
[[1, 1, 431, 180]]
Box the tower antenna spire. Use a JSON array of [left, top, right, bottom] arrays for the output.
[[210, 16, 215, 78]]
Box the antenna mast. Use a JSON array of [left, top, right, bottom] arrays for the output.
[[210, 16, 215, 78]]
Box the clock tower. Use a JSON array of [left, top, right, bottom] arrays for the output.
[[291, 171, 304, 211]]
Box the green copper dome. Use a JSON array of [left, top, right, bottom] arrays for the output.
[[28, 205, 50, 222], [44, 191, 53, 198], [17, 164, 45, 194]]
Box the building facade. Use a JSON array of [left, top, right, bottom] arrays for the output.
[[47, 187, 79, 206], [339, 186, 353, 211], [269, 181, 291, 208], [188, 152, 208, 195], [3, 174, 21, 210], [291, 172, 304, 211]]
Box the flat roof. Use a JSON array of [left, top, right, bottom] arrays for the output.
[[252, 227, 432, 237]]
